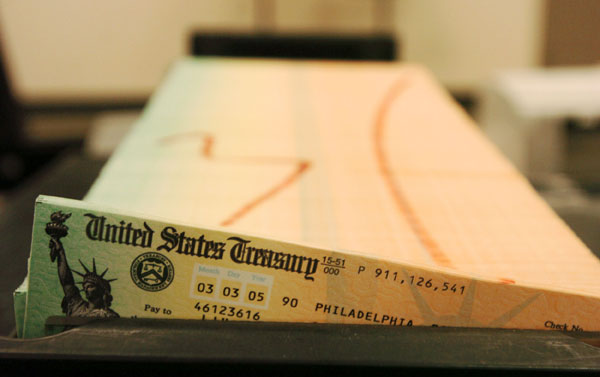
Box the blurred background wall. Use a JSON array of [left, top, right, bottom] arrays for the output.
[[0, 0, 545, 104]]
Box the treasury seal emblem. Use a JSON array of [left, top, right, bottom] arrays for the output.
[[130, 252, 174, 292]]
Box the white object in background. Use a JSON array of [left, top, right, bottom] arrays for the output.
[[478, 67, 600, 178]]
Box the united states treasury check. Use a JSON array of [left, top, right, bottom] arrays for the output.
[[21, 195, 600, 338]]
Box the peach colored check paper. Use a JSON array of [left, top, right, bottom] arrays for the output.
[[77, 58, 600, 331], [21, 195, 600, 339]]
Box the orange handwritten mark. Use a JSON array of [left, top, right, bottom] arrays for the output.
[[203, 135, 214, 158], [220, 161, 311, 226], [160, 132, 310, 227], [374, 79, 455, 269], [499, 278, 516, 285]]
